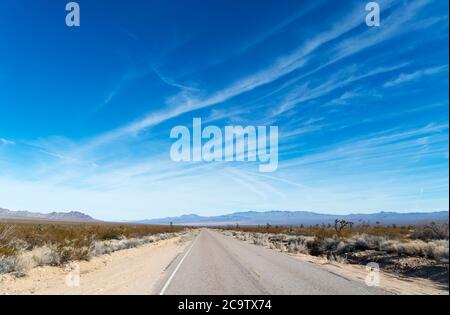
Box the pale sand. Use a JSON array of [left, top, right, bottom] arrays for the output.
[[290, 253, 449, 295], [0, 236, 190, 295]]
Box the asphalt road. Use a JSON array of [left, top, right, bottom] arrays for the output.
[[157, 229, 386, 295]]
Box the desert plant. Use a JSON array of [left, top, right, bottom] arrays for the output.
[[411, 223, 449, 241], [334, 219, 353, 237], [381, 239, 449, 261], [0, 221, 187, 275]]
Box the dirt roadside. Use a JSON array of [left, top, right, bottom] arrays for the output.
[[290, 252, 448, 295], [0, 236, 190, 295]]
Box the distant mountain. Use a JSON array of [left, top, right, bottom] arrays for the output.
[[135, 210, 449, 226], [0, 207, 96, 222]]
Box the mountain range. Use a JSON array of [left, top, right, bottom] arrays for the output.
[[0, 207, 96, 222], [134, 210, 449, 226], [1, 207, 448, 225]]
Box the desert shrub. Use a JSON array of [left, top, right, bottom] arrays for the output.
[[0, 255, 19, 274], [327, 253, 347, 264], [0, 225, 14, 241], [425, 240, 450, 261], [287, 240, 308, 254], [91, 240, 113, 256], [411, 223, 449, 241], [57, 245, 92, 263], [320, 237, 340, 252], [308, 238, 323, 256], [0, 248, 53, 275], [381, 239, 449, 261], [268, 234, 288, 243], [222, 226, 449, 262], [274, 242, 286, 252], [29, 245, 60, 266], [359, 234, 386, 249], [0, 221, 186, 275], [0, 221, 185, 250], [252, 233, 269, 246], [220, 221, 412, 240], [0, 225, 17, 257]]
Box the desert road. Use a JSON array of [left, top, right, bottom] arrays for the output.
[[156, 229, 386, 295]]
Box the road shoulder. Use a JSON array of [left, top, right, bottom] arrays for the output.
[[0, 236, 191, 295]]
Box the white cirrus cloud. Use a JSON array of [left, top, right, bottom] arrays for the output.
[[384, 65, 448, 88], [0, 138, 15, 145]]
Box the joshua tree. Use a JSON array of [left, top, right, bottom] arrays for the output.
[[334, 219, 353, 236]]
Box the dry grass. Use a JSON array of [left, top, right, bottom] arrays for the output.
[[0, 220, 185, 275], [220, 222, 449, 262], [222, 224, 413, 240]]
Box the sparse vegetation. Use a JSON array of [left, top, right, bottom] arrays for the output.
[[0, 221, 186, 275], [411, 222, 449, 241], [221, 222, 415, 239]]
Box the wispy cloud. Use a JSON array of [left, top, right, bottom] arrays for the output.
[[203, 107, 252, 124], [0, 138, 15, 145], [329, 91, 361, 106], [272, 62, 408, 116], [282, 123, 449, 170], [86, 0, 435, 152], [83, 2, 373, 147], [94, 69, 141, 112], [384, 65, 448, 87], [151, 65, 201, 92]]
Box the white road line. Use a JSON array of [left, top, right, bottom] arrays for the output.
[[159, 232, 200, 295]]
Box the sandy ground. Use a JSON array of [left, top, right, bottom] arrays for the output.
[[289, 253, 448, 295], [0, 236, 190, 295]]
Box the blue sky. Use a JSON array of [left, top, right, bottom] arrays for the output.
[[0, 0, 448, 221]]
